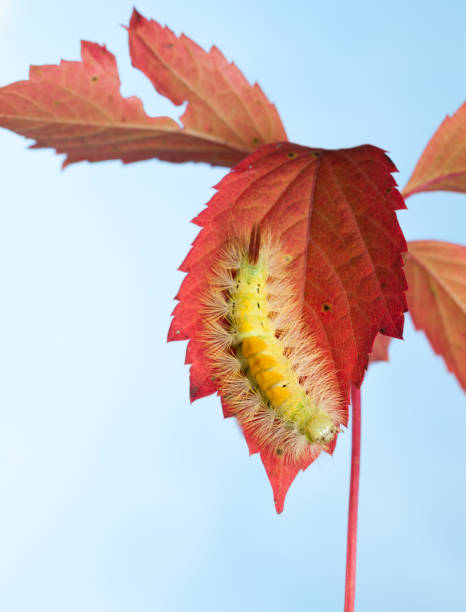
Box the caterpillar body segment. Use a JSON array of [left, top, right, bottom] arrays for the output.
[[202, 227, 343, 462]]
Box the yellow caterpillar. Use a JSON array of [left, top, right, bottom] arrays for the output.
[[203, 226, 343, 461]]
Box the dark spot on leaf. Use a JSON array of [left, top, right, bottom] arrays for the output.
[[322, 303, 331, 312], [312, 151, 321, 158], [287, 152, 297, 159], [252, 137, 260, 145], [276, 447, 284, 456], [91, 75, 99, 82], [386, 187, 392, 193]]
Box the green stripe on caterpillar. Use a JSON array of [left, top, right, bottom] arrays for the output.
[[202, 226, 344, 461]]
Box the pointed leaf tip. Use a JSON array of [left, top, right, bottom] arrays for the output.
[[403, 102, 466, 198], [261, 451, 317, 514], [131, 8, 143, 26]]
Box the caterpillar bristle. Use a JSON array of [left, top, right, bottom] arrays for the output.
[[248, 224, 261, 265]]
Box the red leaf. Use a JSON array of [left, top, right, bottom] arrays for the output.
[[128, 10, 287, 158], [169, 142, 408, 510], [405, 241, 466, 391], [369, 333, 392, 363], [403, 102, 466, 198], [0, 41, 260, 168]]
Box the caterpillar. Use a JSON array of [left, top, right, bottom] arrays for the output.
[[202, 225, 344, 462]]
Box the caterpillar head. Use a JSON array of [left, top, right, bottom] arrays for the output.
[[306, 411, 339, 447]]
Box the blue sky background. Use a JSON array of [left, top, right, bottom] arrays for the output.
[[0, 1, 465, 611]]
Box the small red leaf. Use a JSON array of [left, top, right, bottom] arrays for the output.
[[0, 41, 256, 167], [405, 241, 466, 391], [403, 102, 466, 198], [128, 10, 287, 156], [170, 142, 408, 509], [369, 333, 392, 362]]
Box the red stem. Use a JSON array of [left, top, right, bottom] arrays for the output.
[[344, 385, 361, 612]]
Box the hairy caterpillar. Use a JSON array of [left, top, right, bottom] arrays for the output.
[[202, 226, 343, 462]]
